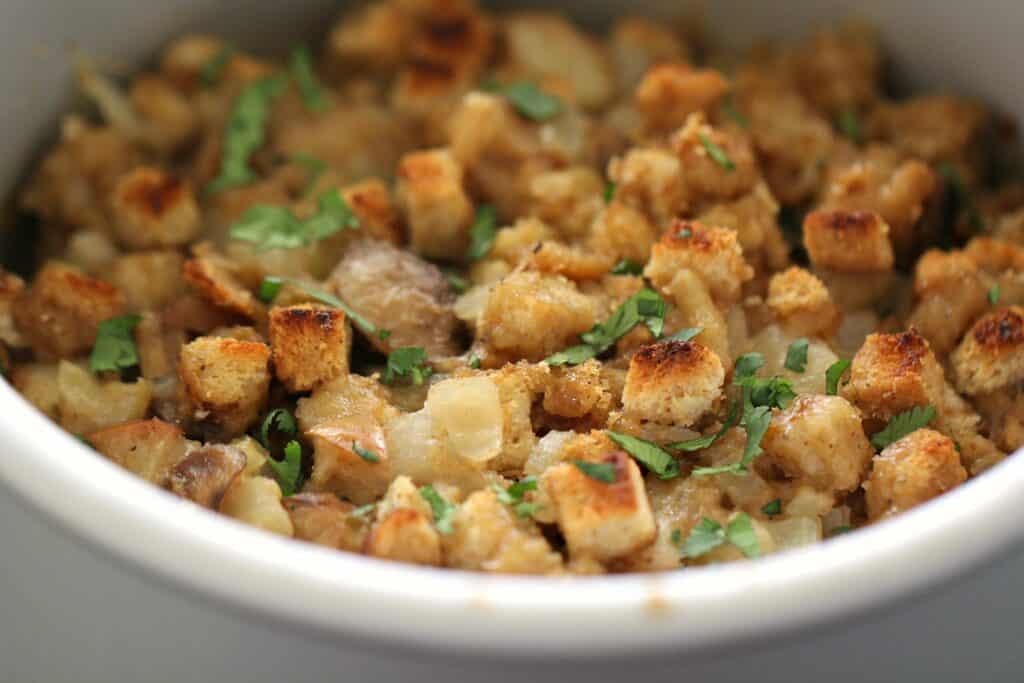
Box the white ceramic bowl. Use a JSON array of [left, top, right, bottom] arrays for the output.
[[2, 2, 1023, 681]]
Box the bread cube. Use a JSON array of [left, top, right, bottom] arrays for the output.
[[109, 166, 201, 249], [219, 475, 294, 536], [607, 147, 686, 225], [622, 340, 724, 426], [58, 361, 152, 435], [110, 250, 185, 313], [268, 304, 351, 392], [843, 330, 946, 421], [179, 337, 271, 439], [86, 418, 189, 485], [396, 148, 475, 260], [634, 64, 729, 132], [306, 416, 392, 505], [183, 254, 264, 321], [644, 220, 753, 306], [951, 307, 1024, 395], [803, 209, 894, 273], [864, 429, 967, 520], [767, 267, 840, 338], [364, 476, 442, 566], [11, 363, 61, 418], [669, 113, 760, 202]]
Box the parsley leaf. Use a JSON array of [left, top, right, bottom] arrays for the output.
[[445, 270, 469, 293], [670, 529, 682, 546], [573, 460, 617, 483], [722, 93, 749, 128], [725, 513, 761, 558], [683, 514, 760, 559], [491, 476, 540, 517], [546, 289, 667, 366], [761, 499, 782, 516], [230, 189, 359, 251], [486, 81, 563, 121], [257, 276, 385, 339], [201, 44, 236, 88], [352, 441, 380, 463], [826, 359, 851, 396], [698, 132, 735, 171], [289, 45, 330, 113], [669, 400, 740, 452], [610, 258, 643, 275], [350, 503, 376, 519], [607, 431, 680, 480], [989, 284, 1001, 305], [382, 347, 432, 385], [468, 355, 481, 369], [664, 327, 703, 343], [466, 205, 498, 262], [836, 108, 863, 145], [871, 406, 937, 450], [691, 405, 773, 477], [604, 182, 617, 203], [206, 75, 286, 194], [266, 440, 303, 496], [259, 408, 297, 449], [89, 315, 142, 373], [734, 352, 765, 379], [419, 485, 456, 534], [830, 525, 853, 536], [290, 152, 327, 196], [740, 375, 796, 412], [784, 338, 809, 373]]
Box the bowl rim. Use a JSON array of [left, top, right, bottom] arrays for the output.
[[1, 381, 1020, 656]]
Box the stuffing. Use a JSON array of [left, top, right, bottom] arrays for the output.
[[528, 166, 605, 240], [169, 444, 247, 509], [803, 209, 894, 273], [644, 220, 754, 306], [607, 147, 687, 226], [609, 16, 689, 91], [668, 113, 761, 203], [951, 307, 1024, 395], [0, 271, 26, 348], [109, 167, 201, 249], [178, 336, 271, 439], [86, 418, 189, 485], [110, 251, 186, 313], [395, 148, 475, 260], [864, 429, 967, 520], [634, 64, 730, 134], [622, 340, 725, 426], [364, 476, 443, 566], [296, 372, 398, 433], [219, 475, 294, 536], [587, 200, 659, 265], [766, 267, 840, 338], [843, 330, 946, 420], [542, 359, 612, 422], [793, 22, 882, 114], [306, 416, 392, 505], [283, 493, 367, 552], [11, 363, 61, 419], [58, 361, 152, 435], [268, 304, 351, 392], [183, 253, 265, 322], [906, 249, 989, 355]]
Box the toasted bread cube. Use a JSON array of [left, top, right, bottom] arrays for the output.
[[443, 489, 563, 574], [634, 64, 729, 132], [669, 113, 760, 202], [803, 209, 894, 273], [587, 201, 658, 265], [110, 167, 201, 249], [396, 149, 475, 260], [870, 95, 989, 170], [907, 249, 988, 354], [57, 361, 152, 435], [306, 415, 392, 505], [325, 2, 407, 76], [86, 418, 189, 485], [179, 337, 271, 439], [183, 254, 264, 321], [341, 178, 403, 246], [219, 475, 294, 537], [951, 307, 1024, 395], [130, 74, 198, 154], [607, 147, 687, 225], [13, 261, 125, 359], [0, 270, 25, 348], [169, 444, 247, 508], [268, 304, 351, 392], [283, 493, 366, 551], [767, 267, 840, 338], [480, 271, 597, 362], [864, 429, 967, 520], [622, 341, 724, 426], [528, 166, 605, 240], [757, 395, 874, 497], [609, 16, 688, 89], [11, 363, 61, 418], [794, 23, 881, 114], [110, 250, 185, 313], [543, 359, 610, 420], [844, 330, 946, 421], [364, 475, 442, 566], [644, 221, 754, 306]]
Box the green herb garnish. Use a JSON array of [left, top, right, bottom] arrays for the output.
[[610, 258, 643, 276], [352, 441, 380, 463], [670, 529, 682, 546], [485, 80, 563, 121], [698, 132, 735, 171], [825, 359, 851, 396], [466, 205, 498, 262], [692, 405, 772, 477], [468, 355, 481, 369], [545, 288, 667, 366], [734, 352, 765, 378], [491, 476, 540, 518], [382, 347, 432, 385], [258, 276, 385, 340], [830, 525, 853, 536], [573, 460, 617, 484], [89, 315, 142, 373], [606, 431, 680, 480], [350, 503, 376, 519], [230, 188, 359, 251], [871, 406, 937, 450], [419, 485, 456, 534], [259, 408, 297, 449], [266, 440, 303, 496], [201, 44, 236, 88], [206, 75, 286, 194], [664, 327, 703, 343], [683, 513, 760, 559], [784, 338, 809, 373], [836, 108, 863, 145], [722, 93, 749, 128], [669, 400, 740, 452], [604, 182, 617, 203], [761, 499, 782, 516], [445, 271, 470, 293], [989, 285, 1001, 305], [289, 45, 330, 113]]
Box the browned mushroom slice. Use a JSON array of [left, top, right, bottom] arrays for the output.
[[327, 239, 461, 357], [169, 444, 247, 508]]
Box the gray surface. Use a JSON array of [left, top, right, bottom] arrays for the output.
[[2, 485, 1023, 683]]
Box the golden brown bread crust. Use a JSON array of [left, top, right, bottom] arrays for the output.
[[803, 209, 895, 273], [622, 340, 724, 426], [864, 429, 967, 520], [268, 304, 351, 392], [951, 307, 1024, 394]]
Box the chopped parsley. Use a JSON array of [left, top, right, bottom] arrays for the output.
[[610, 258, 643, 276], [466, 205, 498, 262], [266, 440, 303, 496], [740, 375, 796, 412], [761, 499, 782, 516], [89, 315, 142, 373], [200, 44, 236, 88], [830, 525, 853, 536], [604, 182, 617, 203], [485, 80, 563, 121], [258, 408, 297, 449], [289, 45, 330, 113], [669, 400, 740, 452], [784, 338, 809, 373], [352, 441, 381, 463], [257, 276, 386, 340], [350, 503, 376, 519], [444, 270, 470, 294], [825, 359, 851, 396], [664, 327, 703, 343], [734, 352, 765, 378], [692, 405, 772, 477], [836, 108, 863, 145], [491, 476, 540, 517], [989, 284, 1001, 305], [419, 485, 456, 534], [229, 188, 359, 251], [289, 152, 327, 196], [206, 75, 287, 194], [871, 406, 937, 450], [606, 431, 680, 480], [721, 93, 749, 128], [698, 132, 735, 171], [683, 513, 760, 559], [468, 355, 481, 369], [545, 288, 667, 366], [382, 347, 432, 385], [670, 529, 682, 546], [573, 460, 617, 484]]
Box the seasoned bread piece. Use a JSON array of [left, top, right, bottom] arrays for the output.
[[0, 270, 26, 348], [634, 63, 729, 133], [668, 113, 760, 203], [644, 220, 754, 307], [11, 363, 61, 418], [169, 444, 247, 509], [906, 249, 988, 354], [219, 475, 294, 536], [542, 438, 656, 563], [951, 307, 1024, 395], [57, 362, 152, 435], [609, 16, 688, 90], [183, 253, 264, 321], [757, 395, 874, 498], [843, 330, 945, 420], [109, 167, 201, 249], [364, 476, 442, 566], [803, 209, 894, 273], [87, 418, 189, 485], [766, 267, 840, 338], [587, 200, 659, 265], [283, 493, 366, 552], [608, 147, 686, 226], [479, 271, 597, 363], [179, 337, 271, 439], [296, 373, 398, 432], [110, 250, 185, 313], [396, 149, 475, 260], [268, 304, 351, 392], [306, 415, 392, 505], [864, 429, 967, 520], [622, 341, 724, 426], [13, 261, 125, 359]]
